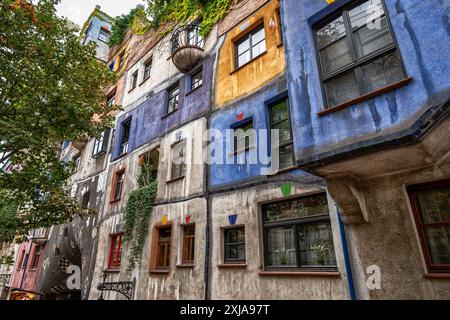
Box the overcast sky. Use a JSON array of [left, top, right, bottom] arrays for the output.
[[57, 0, 145, 27]]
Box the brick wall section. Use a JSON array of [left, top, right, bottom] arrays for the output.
[[218, 0, 271, 36]]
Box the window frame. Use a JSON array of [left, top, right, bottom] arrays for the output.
[[92, 129, 110, 158], [155, 225, 172, 270], [268, 97, 295, 170], [143, 58, 152, 82], [407, 179, 450, 273], [190, 69, 203, 92], [182, 224, 196, 265], [30, 245, 43, 270], [232, 118, 254, 155], [169, 140, 186, 181], [261, 193, 338, 272], [223, 226, 246, 264], [313, 0, 407, 109], [98, 27, 110, 43], [118, 51, 125, 69], [130, 71, 138, 91], [234, 24, 267, 69], [167, 83, 180, 114], [119, 118, 131, 156], [111, 169, 125, 202], [108, 233, 123, 270]]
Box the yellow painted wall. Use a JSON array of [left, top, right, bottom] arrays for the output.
[[215, 0, 285, 108]]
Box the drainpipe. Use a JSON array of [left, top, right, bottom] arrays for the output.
[[336, 207, 356, 300]]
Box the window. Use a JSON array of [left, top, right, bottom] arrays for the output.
[[118, 51, 125, 69], [22, 252, 29, 270], [408, 180, 450, 272], [170, 141, 186, 180], [233, 119, 254, 154], [31, 245, 43, 269], [262, 193, 337, 270], [72, 153, 81, 174], [156, 226, 172, 270], [119, 119, 131, 156], [108, 233, 123, 270], [276, 8, 283, 44], [62, 140, 70, 150], [182, 225, 195, 264], [235, 24, 266, 68], [270, 98, 294, 169], [143, 58, 152, 81], [191, 70, 203, 91], [167, 85, 180, 114], [92, 129, 110, 158], [107, 92, 116, 108], [224, 227, 246, 263], [17, 250, 25, 270], [112, 170, 125, 201], [314, 0, 405, 108], [130, 71, 138, 91], [81, 191, 90, 208], [98, 27, 110, 43]]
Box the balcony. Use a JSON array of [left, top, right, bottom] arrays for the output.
[[171, 22, 205, 73], [30, 228, 49, 245]]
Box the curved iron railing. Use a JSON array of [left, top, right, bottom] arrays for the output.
[[171, 22, 205, 55]]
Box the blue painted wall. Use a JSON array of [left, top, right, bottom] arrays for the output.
[[208, 77, 318, 189], [82, 10, 112, 61], [111, 57, 214, 160], [281, 0, 450, 162]]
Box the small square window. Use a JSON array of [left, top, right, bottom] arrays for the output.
[[98, 27, 110, 43], [224, 227, 246, 263], [30, 245, 43, 269], [118, 51, 125, 69], [233, 119, 254, 154], [119, 119, 131, 156], [170, 141, 186, 180], [112, 170, 125, 201]]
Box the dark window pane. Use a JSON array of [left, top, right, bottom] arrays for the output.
[[264, 193, 329, 222], [415, 185, 450, 224], [298, 221, 337, 267], [349, 0, 384, 29], [266, 226, 297, 267], [424, 225, 450, 265], [271, 100, 289, 123], [237, 38, 250, 56], [316, 16, 346, 48], [279, 144, 294, 169], [272, 120, 292, 144], [324, 69, 359, 106], [224, 227, 245, 262], [354, 16, 393, 58], [320, 37, 352, 74], [360, 50, 404, 94]]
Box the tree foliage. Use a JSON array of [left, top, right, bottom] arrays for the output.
[[0, 0, 118, 242], [108, 7, 142, 46], [146, 0, 237, 36]]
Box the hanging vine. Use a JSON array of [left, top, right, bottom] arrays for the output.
[[146, 0, 238, 36], [109, 7, 142, 46], [123, 163, 157, 270]]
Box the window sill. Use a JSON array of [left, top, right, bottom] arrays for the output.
[[166, 176, 185, 184], [317, 77, 413, 117], [185, 84, 203, 96], [274, 165, 298, 175], [149, 269, 170, 275], [104, 269, 120, 273], [218, 263, 247, 269], [176, 264, 195, 269], [28, 269, 37, 272], [109, 198, 121, 204], [161, 109, 179, 120], [139, 77, 150, 87], [258, 271, 340, 277], [424, 273, 450, 280], [277, 42, 284, 48], [230, 51, 268, 75], [128, 87, 136, 94]]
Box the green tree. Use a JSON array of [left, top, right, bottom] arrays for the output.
[[0, 0, 118, 242]]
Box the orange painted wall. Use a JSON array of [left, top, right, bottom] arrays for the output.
[[214, 0, 285, 108]]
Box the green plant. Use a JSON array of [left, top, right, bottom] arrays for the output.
[[123, 163, 157, 270], [146, 0, 237, 36], [109, 7, 142, 46]]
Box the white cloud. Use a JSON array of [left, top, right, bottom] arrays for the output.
[[56, 0, 145, 27]]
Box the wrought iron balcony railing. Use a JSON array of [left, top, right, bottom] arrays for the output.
[[171, 22, 205, 73]]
